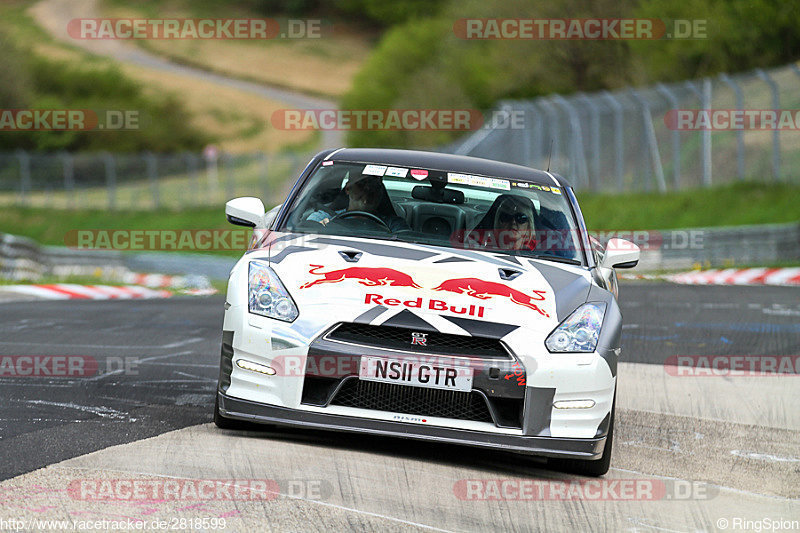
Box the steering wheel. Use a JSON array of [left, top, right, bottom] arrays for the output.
[[330, 210, 391, 231]]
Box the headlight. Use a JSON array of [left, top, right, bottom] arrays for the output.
[[248, 260, 298, 322], [545, 302, 606, 353]]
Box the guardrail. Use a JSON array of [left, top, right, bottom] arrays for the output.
[[447, 62, 800, 191], [0, 232, 232, 283], [595, 222, 800, 271], [2, 223, 797, 281]]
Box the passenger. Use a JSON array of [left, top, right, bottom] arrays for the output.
[[469, 194, 537, 251]]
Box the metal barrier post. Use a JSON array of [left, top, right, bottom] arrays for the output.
[[185, 152, 199, 208], [702, 78, 713, 187], [146, 152, 159, 209], [577, 94, 601, 190], [756, 69, 781, 181], [601, 91, 624, 189], [656, 83, 681, 188], [61, 151, 75, 209], [628, 89, 667, 192], [530, 102, 544, 168], [683, 80, 712, 186], [103, 152, 116, 211], [16, 150, 31, 206], [552, 95, 587, 187], [718, 73, 745, 180]]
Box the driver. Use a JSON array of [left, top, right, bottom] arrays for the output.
[[307, 173, 409, 232]]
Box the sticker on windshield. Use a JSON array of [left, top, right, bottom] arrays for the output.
[[512, 182, 560, 194], [385, 167, 409, 178], [363, 164, 387, 176], [410, 169, 428, 180], [448, 173, 510, 191], [447, 173, 470, 185]]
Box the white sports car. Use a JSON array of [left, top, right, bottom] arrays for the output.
[[215, 148, 639, 476]]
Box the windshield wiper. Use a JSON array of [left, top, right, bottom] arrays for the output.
[[529, 253, 582, 265]]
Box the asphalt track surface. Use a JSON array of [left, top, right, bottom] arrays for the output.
[[1, 283, 798, 531]]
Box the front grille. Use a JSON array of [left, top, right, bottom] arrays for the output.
[[330, 378, 494, 424], [326, 323, 509, 359]]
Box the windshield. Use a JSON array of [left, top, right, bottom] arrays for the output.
[[279, 161, 584, 264]]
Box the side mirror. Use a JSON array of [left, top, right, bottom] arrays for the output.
[[226, 197, 265, 228], [600, 238, 640, 269]]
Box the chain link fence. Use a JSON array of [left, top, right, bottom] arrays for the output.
[[3, 62, 799, 209], [448, 62, 800, 192], [0, 150, 313, 210]]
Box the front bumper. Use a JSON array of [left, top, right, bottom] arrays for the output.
[[217, 391, 606, 459]]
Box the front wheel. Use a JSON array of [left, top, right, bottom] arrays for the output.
[[548, 403, 615, 477]]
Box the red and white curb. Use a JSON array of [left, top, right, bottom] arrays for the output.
[[622, 267, 800, 286], [123, 272, 202, 289], [1, 284, 173, 300]]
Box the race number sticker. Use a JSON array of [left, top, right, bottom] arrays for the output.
[[363, 164, 387, 176]]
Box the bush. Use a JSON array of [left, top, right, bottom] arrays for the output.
[[342, 0, 800, 149], [0, 27, 209, 153]]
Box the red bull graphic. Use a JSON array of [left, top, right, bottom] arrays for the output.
[[433, 278, 549, 317], [300, 265, 422, 289], [365, 294, 486, 317]]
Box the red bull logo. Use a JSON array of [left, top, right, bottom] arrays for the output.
[[299, 265, 422, 289], [365, 293, 486, 317], [433, 278, 549, 317]]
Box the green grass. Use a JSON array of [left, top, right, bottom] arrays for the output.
[[0, 206, 247, 257], [577, 182, 800, 230]]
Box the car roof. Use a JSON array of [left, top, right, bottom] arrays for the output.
[[325, 148, 570, 188]]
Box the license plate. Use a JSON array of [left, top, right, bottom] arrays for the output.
[[359, 356, 473, 392]]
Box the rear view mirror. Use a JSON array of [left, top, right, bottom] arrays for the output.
[[226, 197, 266, 228], [600, 238, 640, 269], [412, 186, 465, 204]]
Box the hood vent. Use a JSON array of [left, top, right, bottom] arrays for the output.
[[498, 267, 522, 281], [339, 250, 363, 263]]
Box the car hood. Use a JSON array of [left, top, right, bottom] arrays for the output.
[[255, 232, 593, 339]]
